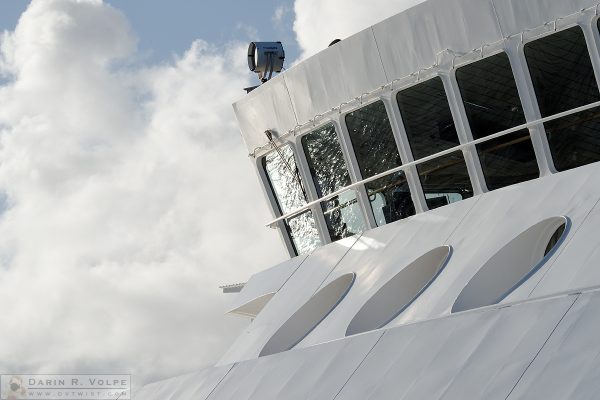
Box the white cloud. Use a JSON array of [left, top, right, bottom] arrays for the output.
[[293, 0, 425, 59], [0, 0, 285, 385], [272, 4, 291, 27]]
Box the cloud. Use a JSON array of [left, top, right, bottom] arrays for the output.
[[272, 4, 291, 27], [292, 0, 425, 59], [0, 0, 285, 385]]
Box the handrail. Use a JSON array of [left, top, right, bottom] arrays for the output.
[[266, 100, 600, 227]]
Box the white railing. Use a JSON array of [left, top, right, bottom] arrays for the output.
[[266, 100, 600, 228]]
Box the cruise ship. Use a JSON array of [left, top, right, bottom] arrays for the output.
[[136, 0, 600, 398]]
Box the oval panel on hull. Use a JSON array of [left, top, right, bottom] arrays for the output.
[[260, 273, 355, 357], [346, 246, 451, 336], [452, 216, 568, 313]]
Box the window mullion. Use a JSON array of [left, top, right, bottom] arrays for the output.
[[255, 157, 299, 257], [440, 72, 488, 195], [580, 12, 600, 99], [380, 94, 428, 213], [292, 136, 333, 245], [333, 116, 379, 230], [505, 38, 555, 176]]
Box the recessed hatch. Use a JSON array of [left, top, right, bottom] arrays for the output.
[[346, 246, 451, 336], [260, 273, 355, 357], [452, 216, 568, 313]]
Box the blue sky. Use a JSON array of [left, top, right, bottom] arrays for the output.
[[0, 0, 300, 64]]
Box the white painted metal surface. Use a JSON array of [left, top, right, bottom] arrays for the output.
[[346, 246, 450, 336], [373, 0, 502, 80], [232, 74, 297, 154], [492, 0, 598, 36], [335, 294, 577, 400], [134, 365, 233, 400], [233, 0, 599, 155], [452, 216, 567, 312], [283, 29, 388, 124], [209, 330, 382, 400], [135, 289, 600, 400], [227, 255, 307, 317], [136, 0, 600, 398], [528, 199, 600, 297], [297, 197, 478, 347], [259, 272, 356, 356], [506, 290, 600, 399], [218, 235, 360, 365]]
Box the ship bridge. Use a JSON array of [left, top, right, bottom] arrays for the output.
[[138, 0, 600, 398], [234, 0, 600, 257]]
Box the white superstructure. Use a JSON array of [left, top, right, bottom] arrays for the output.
[[137, 0, 600, 398]]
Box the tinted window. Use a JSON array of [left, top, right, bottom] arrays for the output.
[[417, 152, 473, 209], [456, 52, 539, 189], [345, 101, 415, 225], [367, 173, 415, 226], [526, 26, 599, 115], [301, 124, 365, 240], [263, 146, 321, 255], [396, 77, 473, 208], [525, 26, 600, 171], [397, 77, 460, 159]]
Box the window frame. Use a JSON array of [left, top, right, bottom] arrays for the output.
[[392, 75, 477, 205], [452, 50, 541, 190], [296, 121, 368, 242], [258, 143, 325, 256], [254, 15, 600, 258], [519, 21, 600, 173], [340, 98, 420, 225]]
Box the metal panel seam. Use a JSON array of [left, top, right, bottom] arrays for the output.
[[204, 364, 237, 400], [282, 74, 300, 126], [370, 26, 390, 83], [490, 0, 506, 38], [504, 294, 581, 400], [310, 234, 365, 297], [331, 331, 387, 400], [442, 195, 483, 245], [276, 254, 311, 293], [527, 195, 600, 297]]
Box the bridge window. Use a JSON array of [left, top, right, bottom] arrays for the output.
[[301, 124, 365, 241], [396, 77, 473, 209], [456, 52, 538, 189], [345, 101, 415, 226], [263, 146, 321, 255], [525, 26, 600, 171]]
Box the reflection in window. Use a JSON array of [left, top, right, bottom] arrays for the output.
[[544, 108, 600, 171], [285, 210, 322, 255], [417, 152, 473, 210], [367, 173, 415, 226], [263, 146, 321, 255], [396, 77, 473, 207], [320, 190, 365, 239], [345, 101, 415, 226], [301, 124, 365, 240], [525, 26, 600, 171], [456, 52, 538, 189], [397, 77, 460, 158]]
